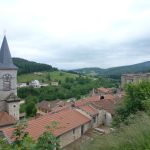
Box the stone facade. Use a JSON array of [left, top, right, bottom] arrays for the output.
[[121, 73, 150, 88], [6, 101, 20, 120], [59, 122, 90, 148]]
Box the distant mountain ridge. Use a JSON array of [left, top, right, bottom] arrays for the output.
[[13, 58, 57, 74], [72, 61, 150, 76]]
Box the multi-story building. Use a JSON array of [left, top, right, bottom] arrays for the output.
[[121, 73, 150, 88]]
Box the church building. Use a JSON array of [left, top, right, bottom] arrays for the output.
[[0, 36, 20, 127]]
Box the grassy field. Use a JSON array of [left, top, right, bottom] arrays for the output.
[[79, 113, 150, 150], [17, 71, 79, 83]]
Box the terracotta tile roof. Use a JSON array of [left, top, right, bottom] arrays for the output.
[[37, 100, 60, 112], [51, 103, 71, 113], [104, 94, 115, 101], [75, 94, 119, 115], [75, 95, 100, 107], [91, 100, 116, 114], [79, 105, 99, 116], [0, 112, 16, 127], [97, 87, 111, 93], [2, 109, 90, 142], [37, 100, 68, 112]]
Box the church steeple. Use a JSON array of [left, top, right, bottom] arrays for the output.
[[0, 36, 17, 69]]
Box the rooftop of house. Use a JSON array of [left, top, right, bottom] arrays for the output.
[[122, 73, 150, 77], [2, 108, 90, 142], [37, 100, 68, 112], [75, 93, 122, 115], [75, 95, 100, 107], [96, 87, 111, 93], [5, 93, 20, 103], [78, 105, 99, 116], [0, 36, 17, 70], [104, 94, 115, 101], [91, 99, 116, 115], [0, 112, 16, 127]]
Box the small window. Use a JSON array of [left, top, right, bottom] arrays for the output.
[[3, 74, 12, 91], [13, 105, 16, 108], [81, 125, 84, 135], [73, 129, 75, 134], [93, 116, 96, 123]]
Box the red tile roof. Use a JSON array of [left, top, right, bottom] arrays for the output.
[[79, 105, 99, 116], [37, 100, 69, 113], [97, 87, 111, 93], [0, 112, 16, 127], [2, 109, 90, 142], [104, 94, 115, 101], [75, 95, 100, 107], [91, 100, 116, 114], [75, 94, 119, 115]]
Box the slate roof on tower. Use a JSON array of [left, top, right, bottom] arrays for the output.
[[0, 36, 17, 69]]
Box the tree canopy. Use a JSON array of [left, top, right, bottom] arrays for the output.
[[113, 80, 150, 126]]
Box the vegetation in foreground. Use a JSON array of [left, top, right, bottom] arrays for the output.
[[0, 120, 60, 150], [80, 113, 150, 150]]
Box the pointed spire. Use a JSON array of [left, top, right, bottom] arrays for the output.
[[0, 36, 17, 69]]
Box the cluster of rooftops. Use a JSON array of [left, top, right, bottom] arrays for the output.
[[1, 88, 124, 144]]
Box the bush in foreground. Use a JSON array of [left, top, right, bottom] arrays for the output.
[[80, 113, 150, 150]]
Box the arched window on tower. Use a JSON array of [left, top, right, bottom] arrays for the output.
[[3, 74, 12, 91]]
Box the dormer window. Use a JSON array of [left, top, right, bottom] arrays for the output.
[[3, 74, 12, 91]]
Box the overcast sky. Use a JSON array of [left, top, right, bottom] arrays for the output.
[[0, 0, 150, 69]]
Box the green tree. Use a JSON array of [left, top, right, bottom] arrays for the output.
[[25, 101, 37, 117], [11, 119, 36, 150], [0, 138, 11, 150], [113, 80, 150, 126], [36, 121, 60, 150]]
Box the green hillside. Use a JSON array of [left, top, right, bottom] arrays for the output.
[[17, 71, 79, 83], [13, 57, 57, 75], [73, 61, 150, 76]]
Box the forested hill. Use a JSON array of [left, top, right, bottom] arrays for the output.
[[72, 61, 150, 76], [13, 58, 58, 74]]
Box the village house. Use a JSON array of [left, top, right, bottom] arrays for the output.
[[51, 81, 59, 86], [34, 72, 43, 75], [30, 80, 41, 88], [74, 93, 122, 126], [17, 82, 27, 88], [29, 80, 48, 88], [95, 87, 113, 95], [37, 100, 68, 115], [121, 73, 150, 88]]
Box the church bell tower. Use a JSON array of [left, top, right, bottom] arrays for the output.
[[0, 36, 20, 120]]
